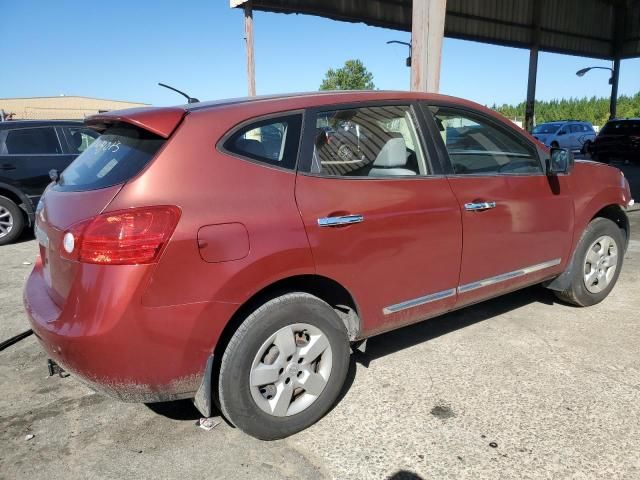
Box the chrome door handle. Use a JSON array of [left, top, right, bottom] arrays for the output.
[[464, 201, 496, 212], [317, 214, 364, 227]]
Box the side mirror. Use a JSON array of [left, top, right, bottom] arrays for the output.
[[557, 130, 566, 136], [547, 147, 574, 175]]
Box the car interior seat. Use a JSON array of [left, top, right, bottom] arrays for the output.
[[368, 137, 416, 176]]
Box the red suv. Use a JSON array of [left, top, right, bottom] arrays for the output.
[[24, 91, 632, 440]]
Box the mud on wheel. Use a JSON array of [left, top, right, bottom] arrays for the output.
[[217, 292, 350, 440]]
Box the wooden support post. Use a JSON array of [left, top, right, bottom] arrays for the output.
[[244, 1, 256, 96], [411, 0, 447, 92]]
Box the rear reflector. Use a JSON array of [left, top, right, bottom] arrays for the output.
[[61, 206, 181, 265]]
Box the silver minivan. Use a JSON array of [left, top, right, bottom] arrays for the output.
[[532, 120, 596, 152]]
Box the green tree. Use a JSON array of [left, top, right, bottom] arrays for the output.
[[492, 91, 640, 128], [319, 59, 375, 91]]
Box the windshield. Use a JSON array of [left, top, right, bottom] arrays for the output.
[[56, 124, 164, 192], [532, 123, 563, 134]]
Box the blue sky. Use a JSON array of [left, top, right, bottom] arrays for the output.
[[4, 0, 639, 107]]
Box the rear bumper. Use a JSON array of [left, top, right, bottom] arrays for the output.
[[23, 256, 239, 402]]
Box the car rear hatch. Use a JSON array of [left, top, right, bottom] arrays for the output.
[[35, 106, 186, 307]]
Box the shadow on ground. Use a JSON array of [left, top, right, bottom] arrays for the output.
[[355, 285, 556, 366], [148, 285, 556, 422]]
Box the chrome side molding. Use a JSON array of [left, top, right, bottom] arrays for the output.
[[383, 288, 456, 315], [382, 258, 561, 315], [457, 258, 561, 293], [318, 214, 364, 227]]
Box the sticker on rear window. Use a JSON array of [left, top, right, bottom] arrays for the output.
[[97, 159, 118, 178]]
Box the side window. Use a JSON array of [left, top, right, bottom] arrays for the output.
[[223, 114, 302, 170], [65, 127, 99, 154], [429, 107, 542, 175], [312, 105, 428, 177], [5, 127, 62, 155], [570, 124, 583, 133]]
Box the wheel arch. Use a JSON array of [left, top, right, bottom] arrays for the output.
[[218, 274, 362, 353], [544, 202, 629, 292], [591, 204, 629, 251], [0, 182, 34, 226]]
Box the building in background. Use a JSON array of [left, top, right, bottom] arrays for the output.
[[0, 96, 147, 121]]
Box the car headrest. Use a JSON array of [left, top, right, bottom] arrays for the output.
[[70, 131, 83, 151], [373, 137, 407, 168]]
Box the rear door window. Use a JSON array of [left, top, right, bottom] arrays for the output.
[[56, 124, 164, 192], [310, 105, 428, 177], [4, 127, 62, 155]]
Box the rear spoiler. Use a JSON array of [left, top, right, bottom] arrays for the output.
[[85, 106, 187, 138]]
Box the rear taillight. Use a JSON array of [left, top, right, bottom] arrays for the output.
[[61, 206, 181, 265]]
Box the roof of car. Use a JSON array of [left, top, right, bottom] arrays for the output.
[[0, 119, 85, 129], [607, 118, 640, 122], [182, 90, 469, 112], [85, 90, 541, 145]]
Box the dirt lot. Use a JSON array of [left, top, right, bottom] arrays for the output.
[[1, 167, 639, 479]]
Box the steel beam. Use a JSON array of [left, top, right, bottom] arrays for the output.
[[525, 0, 542, 133]]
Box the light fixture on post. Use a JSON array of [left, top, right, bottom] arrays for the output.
[[575, 65, 619, 119], [386, 40, 412, 67]]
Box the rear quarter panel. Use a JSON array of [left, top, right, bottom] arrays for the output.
[[105, 106, 315, 308]]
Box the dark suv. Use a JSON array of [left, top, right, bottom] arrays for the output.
[[0, 120, 98, 244], [590, 118, 640, 164]]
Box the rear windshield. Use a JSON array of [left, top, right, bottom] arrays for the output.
[[600, 120, 640, 135], [532, 123, 562, 134], [55, 124, 164, 192]]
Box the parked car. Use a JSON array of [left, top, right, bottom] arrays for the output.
[[0, 120, 98, 244], [531, 120, 596, 152], [589, 118, 640, 164], [24, 92, 632, 440]]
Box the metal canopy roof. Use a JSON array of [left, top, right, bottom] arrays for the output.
[[231, 0, 640, 60]]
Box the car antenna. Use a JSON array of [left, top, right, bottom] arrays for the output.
[[157, 83, 200, 104]]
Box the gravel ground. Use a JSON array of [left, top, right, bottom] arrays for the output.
[[1, 167, 639, 479]]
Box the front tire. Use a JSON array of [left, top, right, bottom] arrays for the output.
[[0, 196, 25, 246], [217, 292, 350, 440], [555, 218, 625, 306]]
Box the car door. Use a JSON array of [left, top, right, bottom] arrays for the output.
[[569, 124, 584, 151], [422, 103, 574, 307], [0, 126, 66, 203], [295, 102, 462, 336]]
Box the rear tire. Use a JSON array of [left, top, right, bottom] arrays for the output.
[[0, 196, 25, 246], [217, 292, 350, 440], [555, 218, 625, 307]]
